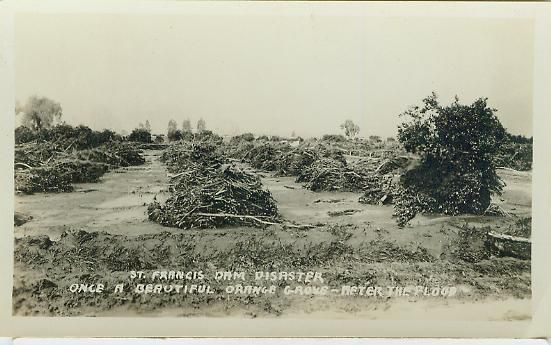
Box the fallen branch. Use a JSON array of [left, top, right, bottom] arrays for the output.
[[496, 166, 530, 173], [167, 171, 192, 179], [194, 212, 279, 226], [15, 162, 34, 169], [487, 231, 531, 243]]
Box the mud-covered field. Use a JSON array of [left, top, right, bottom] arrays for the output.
[[13, 148, 532, 319]]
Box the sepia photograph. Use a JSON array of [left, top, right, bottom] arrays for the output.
[[2, 1, 550, 338], [11, 9, 535, 320]]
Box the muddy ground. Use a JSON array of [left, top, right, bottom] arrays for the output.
[[13, 149, 532, 319]]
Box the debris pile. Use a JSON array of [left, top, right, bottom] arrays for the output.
[[483, 203, 510, 217], [75, 143, 146, 167], [354, 156, 413, 205], [273, 148, 318, 176], [149, 141, 280, 229], [358, 175, 396, 205], [15, 124, 122, 149], [495, 142, 533, 171], [160, 140, 223, 172], [296, 157, 371, 192], [244, 142, 288, 171], [225, 139, 409, 194], [15, 140, 145, 194], [15, 164, 75, 193]]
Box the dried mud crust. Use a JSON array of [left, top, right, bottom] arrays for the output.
[[13, 223, 530, 317]]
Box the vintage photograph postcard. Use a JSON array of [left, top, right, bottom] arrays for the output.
[[1, 0, 550, 338]]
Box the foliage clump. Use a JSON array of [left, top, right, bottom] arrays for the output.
[[394, 93, 507, 226]]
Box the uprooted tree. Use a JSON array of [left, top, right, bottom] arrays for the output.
[[394, 93, 507, 226]]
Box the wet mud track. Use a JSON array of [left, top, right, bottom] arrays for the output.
[[15, 150, 176, 239]]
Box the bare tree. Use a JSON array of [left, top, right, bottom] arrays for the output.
[[145, 120, 151, 132], [20, 95, 62, 131], [182, 119, 192, 132], [197, 118, 206, 133], [168, 119, 178, 134], [340, 120, 360, 138]]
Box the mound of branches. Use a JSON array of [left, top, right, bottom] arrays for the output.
[[358, 175, 397, 205], [15, 158, 108, 194], [224, 140, 256, 161], [16, 157, 110, 193], [231, 140, 347, 177], [273, 148, 318, 176], [15, 164, 75, 193], [354, 156, 413, 205], [160, 140, 224, 172], [494, 138, 532, 171], [393, 94, 507, 226], [148, 164, 279, 229], [150, 140, 280, 229], [230, 133, 255, 144], [244, 142, 292, 171], [296, 157, 370, 192], [75, 143, 145, 167], [15, 124, 122, 149], [14, 142, 60, 168], [15, 141, 145, 194]]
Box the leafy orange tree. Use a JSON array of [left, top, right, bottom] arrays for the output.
[[394, 93, 507, 226]]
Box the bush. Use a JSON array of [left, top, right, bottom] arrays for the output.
[[394, 94, 506, 226], [128, 128, 152, 143]]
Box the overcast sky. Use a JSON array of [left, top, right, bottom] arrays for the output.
[[15, 13, 533, 138]]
